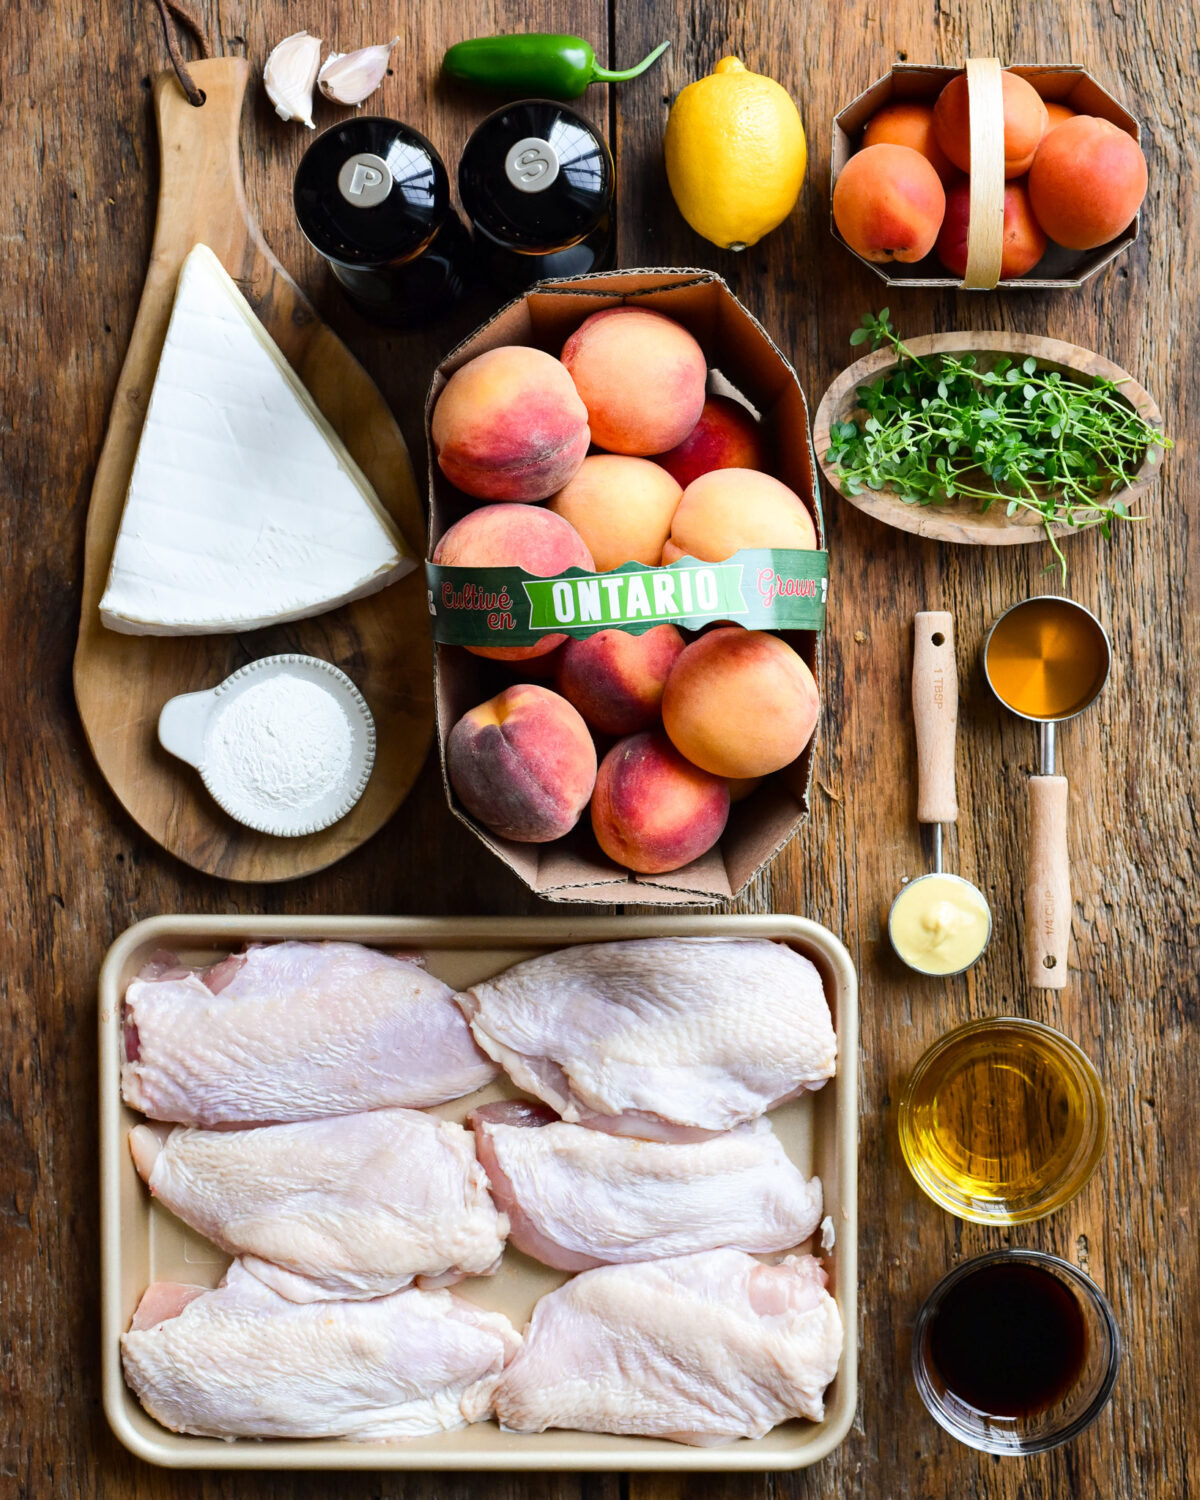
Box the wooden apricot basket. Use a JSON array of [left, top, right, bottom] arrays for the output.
[[830, 60, 1142, 290]]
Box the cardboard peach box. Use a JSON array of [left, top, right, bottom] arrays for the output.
[[832, 64, 1142, 289], [423, 270, 826, 905]]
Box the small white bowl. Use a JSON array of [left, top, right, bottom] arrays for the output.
[[158, 655, 376, 837]]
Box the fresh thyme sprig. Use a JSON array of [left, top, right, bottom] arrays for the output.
[[825, 310, 1171, 578]]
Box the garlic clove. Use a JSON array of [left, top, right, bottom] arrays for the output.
[[317, 37, 399, 107], [264, 31, 322, 128]]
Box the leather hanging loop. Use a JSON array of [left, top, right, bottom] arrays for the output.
[[151, 0, 212, 107], [962, 57, 1005, 289]]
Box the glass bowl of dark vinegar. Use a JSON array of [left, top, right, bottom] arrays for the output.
[[912, 1249, 1121, 1453]]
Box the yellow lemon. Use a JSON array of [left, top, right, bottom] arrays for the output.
[[664, 57, 807, 250]]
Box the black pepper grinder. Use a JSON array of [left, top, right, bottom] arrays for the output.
[[458, 100, 615, 293], [293, 117, 473, 326]]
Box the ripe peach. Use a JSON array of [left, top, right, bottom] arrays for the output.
[[1028, 116, 1147, 251], [862, 100, 956, 184], [561, 307, 708, 456], [1043, 102, 1077, 133], [447, 684, 597, 843], [547, 455, 682, 571], [655, 396, 767, 490], [591, 732, 729, 874], [935, 178, 1047, 279], [932, 70, 1049, 178], [662, 469, 816, 565], [556, 625, 686, 736], [431, 346, 590, 503], [433, 504, 595, 662], [726, 776, 763, 803], [662, 627, 819, 778], [832, 144, 946, 263]]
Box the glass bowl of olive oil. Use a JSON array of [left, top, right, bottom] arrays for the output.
[[912, 1249, 1121, 1453], [898, 1017, 1106, 1223]]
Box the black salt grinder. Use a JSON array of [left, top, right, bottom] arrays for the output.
[[458, 99, 615, 293]]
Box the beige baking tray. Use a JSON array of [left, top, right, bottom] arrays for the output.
[[99, 914, 858, 1470]]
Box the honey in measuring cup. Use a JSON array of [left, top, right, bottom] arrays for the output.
[[898, 1018, 1107, 1223], [984, 596, 1109, 720]]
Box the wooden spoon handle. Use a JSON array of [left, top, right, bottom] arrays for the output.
[[1025, 774, 1071, 989], [913, 612, 958, 825]]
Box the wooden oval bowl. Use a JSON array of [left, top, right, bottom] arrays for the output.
[[812, 332, 1165, 545]]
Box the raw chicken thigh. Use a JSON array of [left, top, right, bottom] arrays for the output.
[[121, 941, 496, 1124], [122, 1260, 520, 1442], [460, 938, 836, 1139], [129, 1108, 508, 1301], [493, 1249, 842, 1445], [472, 1101, 822, 1270]]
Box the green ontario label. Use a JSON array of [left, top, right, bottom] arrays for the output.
[[425, 548, 828, 647]]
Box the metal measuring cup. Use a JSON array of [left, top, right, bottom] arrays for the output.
[[888, 612, 993, 976], [983, 596, 1112, 991]]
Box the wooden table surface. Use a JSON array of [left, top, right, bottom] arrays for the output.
[[4, 0, 1196, 1495]]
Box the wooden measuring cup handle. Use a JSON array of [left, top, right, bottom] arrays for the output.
[[1025, 775, 1070, 989], [963, 57, 1006, 290], [913, 612, 958, 825]]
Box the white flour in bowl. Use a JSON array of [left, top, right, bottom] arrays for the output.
[[207, 674, 354, 815]]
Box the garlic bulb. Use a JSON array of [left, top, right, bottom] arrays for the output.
[[264, 31, 322, 127], [317, 38, 399, 107]]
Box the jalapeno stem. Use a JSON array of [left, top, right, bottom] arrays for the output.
[[591, 41, 671, 83]]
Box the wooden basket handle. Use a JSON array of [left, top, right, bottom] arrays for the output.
[[963, 57, 1006, 290]]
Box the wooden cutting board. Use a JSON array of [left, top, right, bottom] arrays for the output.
[[74, 58, 434, 883]]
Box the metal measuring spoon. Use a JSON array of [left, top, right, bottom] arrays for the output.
[[889, 612, 993, 977], [983, 596, 1111, 991]]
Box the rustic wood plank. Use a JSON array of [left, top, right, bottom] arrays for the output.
[[614, 2, 1199, 1498], [1, 0, 1197, 1495]]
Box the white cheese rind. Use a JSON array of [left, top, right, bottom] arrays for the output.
[[99, 243, 413, 635]]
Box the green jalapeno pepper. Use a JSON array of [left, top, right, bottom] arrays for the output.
[[442, 34, 670, 100]]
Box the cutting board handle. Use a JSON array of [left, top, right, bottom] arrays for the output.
[[150, 59, 263, 282]]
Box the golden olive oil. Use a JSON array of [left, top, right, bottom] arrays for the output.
[[899, 1018, 1106, 1223]]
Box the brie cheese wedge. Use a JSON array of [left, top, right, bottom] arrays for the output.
[[99, 243, 414, 635]]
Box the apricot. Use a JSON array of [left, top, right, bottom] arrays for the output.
[[447, 684, 597, 843], [663, 468, 816, 565], [1028, 116, 1147, 250], [556, 625, 686, 736], [433, 504, 595, 662], [935, 178, 1047, 280], [662, 627, 819, 778], [547, 455, 682, 571], [862, 100, 956, 184], [561, 307, 708, 456], [431, 346, 590, 503], [591, 731, 729, 874], [1043, 102, 1077, 133], [655, 396, 767, 490], [833, 144, 946, 263], [932, 70, 1048, 179]]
